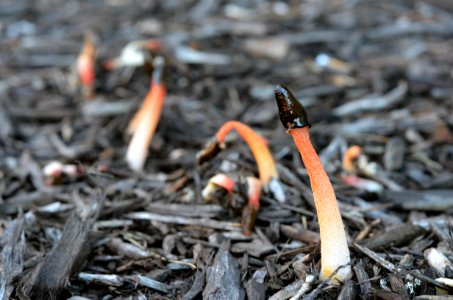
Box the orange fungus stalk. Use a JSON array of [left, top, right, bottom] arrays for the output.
[[77, 32, 97, 98], [126, 56, 166, 171], [216, 122, 276, 184], [241, 176, 262, 236], [274, 84, 351, 283], [197, 121, 285, 202]]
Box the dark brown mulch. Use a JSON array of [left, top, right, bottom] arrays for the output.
[[1, 0, 453, 299]]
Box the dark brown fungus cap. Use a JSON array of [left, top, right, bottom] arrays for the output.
[[274, 84, 311, 130]]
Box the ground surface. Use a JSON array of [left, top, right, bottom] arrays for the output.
[[1, 0, 453, 299]]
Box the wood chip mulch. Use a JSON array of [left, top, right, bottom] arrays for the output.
[[1, 0, 453, 299]]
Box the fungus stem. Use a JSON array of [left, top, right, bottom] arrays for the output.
[[197, 121, 284, 202], [125, 56, 166, 171], [77, 32, 97, 99], [274, 84, 351, 283], [215, 121, 277, 186], [241, 176, 261, 236], [342, 145, 363, 174], [289, 127, 351, 281]]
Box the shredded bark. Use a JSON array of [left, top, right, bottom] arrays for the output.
[[1, 0, 453, 298]]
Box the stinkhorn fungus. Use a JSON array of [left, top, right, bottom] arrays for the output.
[[202, 174, 262, 236], [274, 84, 352, 283], [342, 145, 383, 192], [197, 121, 285, 202], [241, 176, 262, 236], [202, 173, 235, 203], [125, 56, 166, 171], [43, 161, 85, 186], [342, 145, 363, 174], [77, 32, 97, 99]]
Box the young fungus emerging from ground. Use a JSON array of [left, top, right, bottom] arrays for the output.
[[274, 84, 352, 283]]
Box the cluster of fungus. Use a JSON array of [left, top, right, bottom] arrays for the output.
[[201, 173, 262, 236], [197, 121, 285, 202], [78, 33, 353, 284], [76, 34, 166, 171], [197, 121, 282, 235]]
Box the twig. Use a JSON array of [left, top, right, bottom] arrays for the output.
[[126, 211, 241, 231], [360, 223, 427, 250], [121, 235, 196, 270], [333, 81, 408, 117], [354, 243, 453, 292], [303, 264, 351, 300]]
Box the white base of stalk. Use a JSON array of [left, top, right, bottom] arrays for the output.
[[268, 178, 285, 203], [320, 264, 352, 284]]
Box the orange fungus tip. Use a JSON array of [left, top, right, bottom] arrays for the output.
[[77, 32, 97, 87], [144, 39, 163, 51], [210, 173, 235, 193], [202, 173, 235, 202], [342, 145, 363, 173], [214, 121, 279, 185], [246, 176, 262, 208]]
